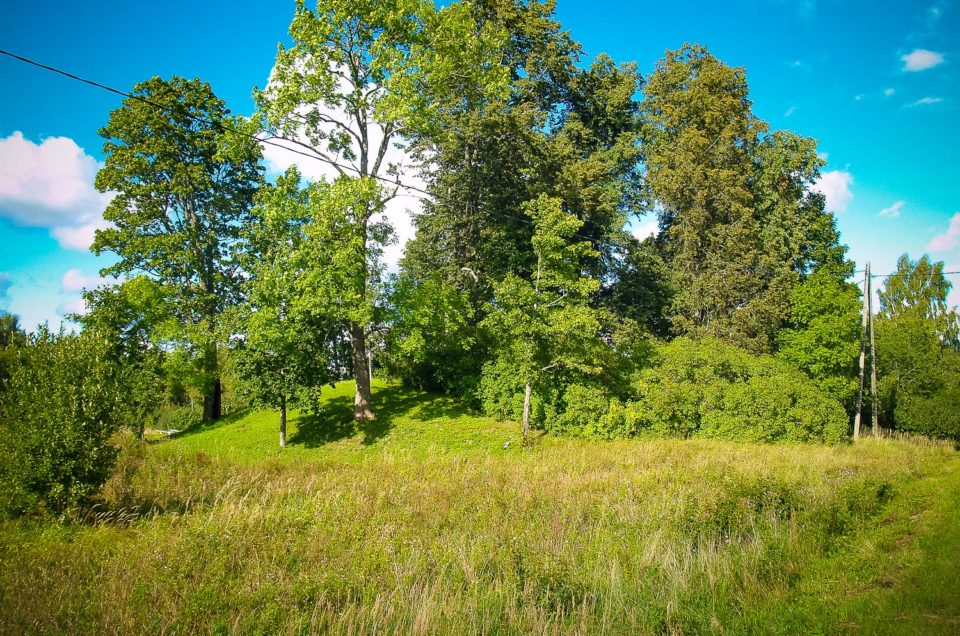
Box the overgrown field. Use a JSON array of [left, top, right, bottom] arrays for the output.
[[2, 381, 959, 635]]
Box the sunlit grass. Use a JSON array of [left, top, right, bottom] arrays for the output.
[[1, 380, 958, 634]]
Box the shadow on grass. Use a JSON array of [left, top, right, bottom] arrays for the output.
[[288, 384, 471, 448], [167, 408, 252, 441]]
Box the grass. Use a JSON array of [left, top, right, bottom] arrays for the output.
[[1, 379, 958, 634]]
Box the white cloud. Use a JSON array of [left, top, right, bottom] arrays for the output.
[[927, 212, 960, 252], [631, 218, 659, 241], [854, 94, 866, 102], [884, 88, 896, 97], [61, 268, 115, 294], [900, 49, 944, 71], [784, 105, 797, 117], [878, 200, 905, 219], [258, 66, 424, 272], [56, 297, 87, 318], [908, 96, 943, 106], [0, 131, 113, 250], [812, 170, 854, 213]]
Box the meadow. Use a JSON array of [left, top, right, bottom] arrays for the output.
[[1, 380, 958, 635]]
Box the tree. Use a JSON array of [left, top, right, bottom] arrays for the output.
[[879, 254, 959, 344], [235, 168, 339, 446], [641, 44, 768, 349], [481, 195, 604, 439], [0, 311, 27, 391], [875, 254, 960, 438], [0, 329, 128, 517], [77, 278, 169, 439], [94, 76, 262, 422], [256, 0, 433, 421], [382, 273, 477, 394], [399, 1, 645, 399], [777, 267, 861, 410], [403, 2, 641, 302]]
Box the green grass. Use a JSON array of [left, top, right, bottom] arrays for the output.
[[1, 380, 958, 634], [163, 379, 524, 464]]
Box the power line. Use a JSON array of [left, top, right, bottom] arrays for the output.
[[4, 47, 955, 274], [0, 47, 595, 243], [854, 270, 960, 282]]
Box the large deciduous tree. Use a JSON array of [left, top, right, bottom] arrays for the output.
[[641, 44, 769, 349], [256, 0, 424, 422], [398, 0, 645, 394], [875, 255, 960, 439], [642, 44, 854, 354], [94, 76, 262, 422], [257, 0, 508, 419]]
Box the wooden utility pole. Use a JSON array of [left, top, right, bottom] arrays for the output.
[[868, 269, 879, 436], [854, 263, 870, 440]]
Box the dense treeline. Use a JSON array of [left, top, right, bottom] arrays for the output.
[[1, 0, 958, 517]]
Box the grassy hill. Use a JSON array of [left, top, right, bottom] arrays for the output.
[[2, 380, 959, 634]]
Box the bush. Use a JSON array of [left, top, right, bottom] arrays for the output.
[[894, 387, 960, 441], [626, 338, 848, 444], [478, 359, 559, 429], [552, 385, 636, 440], [0, 329, 129, 518]]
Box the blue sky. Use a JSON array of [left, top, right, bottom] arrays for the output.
[[1, 0, 958, 330]]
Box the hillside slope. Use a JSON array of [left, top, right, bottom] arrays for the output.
[[1, 380, 958, 634]]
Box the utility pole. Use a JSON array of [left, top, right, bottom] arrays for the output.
[[854, 262, 869, 440], [869, 268, 879, 436]]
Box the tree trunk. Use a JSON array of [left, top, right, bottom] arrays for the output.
[[279, 395, 287, 448], [349, 321, 375, 422], [201, 344, 221, 423], [522, 381, 532, 442]]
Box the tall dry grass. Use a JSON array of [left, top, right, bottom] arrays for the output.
[[1, 434, 952, 635]]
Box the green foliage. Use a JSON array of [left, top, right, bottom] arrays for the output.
[[642, 45, 847, 353], [0, 330, 129, 517], [876, 314, 960, 440], [233, 167, 341, 423], [402, 0, 642, 348], [777, 267, 861, 409], [599, 236, 674, 337], [875, 255, 960, 440], [0, 311, 27, 391], [642, 44, 769, 349], [94, 76, 263, 421], [382, 273, 478, 394], [478, 358, 557, 427], [77, 278, 169, 438], [552, 384, 627, 439], [628, 338, 848, 443], [879, 254, 959, 344], [480, 195, 606, 421]]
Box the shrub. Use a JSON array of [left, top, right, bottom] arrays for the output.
[[0, 329, 128, 518], [551, 385, 636, 440], [478, 359, 559, 428], [894, 388, 960, 441], [626, 338, 848, 443]]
